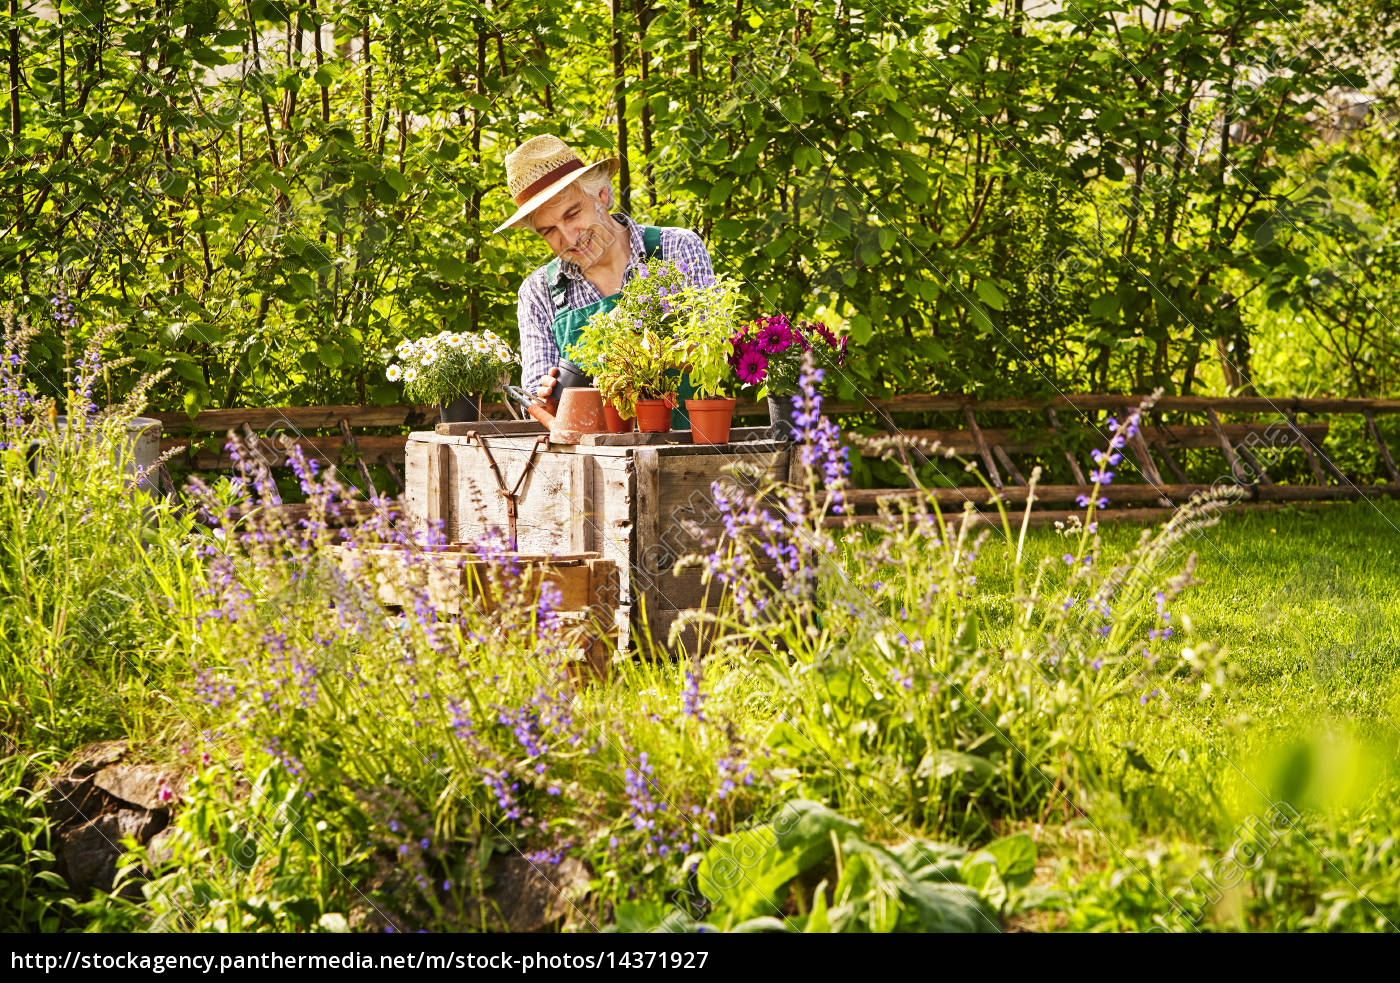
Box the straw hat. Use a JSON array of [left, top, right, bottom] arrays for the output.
[[493, 135, 620, 234]]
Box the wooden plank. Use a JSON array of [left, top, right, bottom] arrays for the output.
[[160, 434, 408, 470], [632, 447, 663, 636], [428, 441, 453, 535], [859, 422, 1331, 458], [813, 394, 1400, 416], [1120, 407, 1172, 507], [992, 444, 1026, 485], [1149, 415, 1191, 484], [150, 395, 1400, 439], [569, 454, 595, 553], [1285, 411, 1329, 485], [841, 482, 1400, 509], [962, 406, 1003, 489], [826, 506, 1191, 530], [577, 425, 773, 447], [436, 419, 548, 437], [339, 417, 378, 498], [1363, 410, 1400, 483], [152, 403, 446, 432], [382, 456, 406, 493], [1045, 407, 1087, 485], [1236, 444, 1275, 486], [1206, 407, 1251, 484]]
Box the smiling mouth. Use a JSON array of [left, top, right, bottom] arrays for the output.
[[570, 231, 598, 255]]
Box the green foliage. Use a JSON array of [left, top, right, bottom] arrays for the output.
[[3, 0, 1390, 413], [611, 799, 1000, 933], [671, 275, 745, 399], [0, 753, 80, 931]]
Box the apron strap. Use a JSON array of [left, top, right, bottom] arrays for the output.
[[642, 224, 662, 259]]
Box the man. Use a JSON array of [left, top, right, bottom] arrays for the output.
[[495, 134, 715, 426]]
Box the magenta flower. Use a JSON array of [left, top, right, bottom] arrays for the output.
[[757, 317, 794, 354], [733, 346, 769, 385], [809, 321, 838, 347]]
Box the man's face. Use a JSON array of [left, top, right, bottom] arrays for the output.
[[531, 184, 615, 268]]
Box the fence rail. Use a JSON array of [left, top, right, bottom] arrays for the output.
[[153, 393, 1400, 520]]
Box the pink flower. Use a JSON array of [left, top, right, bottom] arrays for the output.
[[808, 320, 838, 347], [732, 345, 769, 385], [757, 316, 794, 354]]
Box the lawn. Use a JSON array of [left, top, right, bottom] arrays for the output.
[[973, 500, 1400, 931]]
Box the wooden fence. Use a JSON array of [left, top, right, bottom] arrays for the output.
[[154, 393, 1400, 518]]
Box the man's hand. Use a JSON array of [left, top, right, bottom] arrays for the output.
[[535, 367, 560, 400]]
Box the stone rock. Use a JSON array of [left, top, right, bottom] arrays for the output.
[[476, 854, 592, 932], [93, 764, 181, 811], [145, 827, 177, 868], [57, 809, 164, 895], [66, 740, 130, 778], [46, 746, 184, 897], [352, 852, 593, 933]]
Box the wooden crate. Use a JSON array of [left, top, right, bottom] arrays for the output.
[[401, 420, 793, 653], [327, 543, 619, 678]]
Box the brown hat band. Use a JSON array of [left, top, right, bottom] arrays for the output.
[[513, 159, 584, 206]]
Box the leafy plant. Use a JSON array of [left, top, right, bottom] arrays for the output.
[[0, 752, 79, 931], [609, 799, 1000, 932], [568, 260, 698, 413], [671, 274, 745, 399]]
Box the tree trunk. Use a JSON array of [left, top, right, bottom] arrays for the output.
[[637, 2, 655, 208], [7, 0, 19, 143], [609, 0, 631, 213]]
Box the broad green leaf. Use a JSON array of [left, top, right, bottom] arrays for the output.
[[975, 279, 1007, 311]]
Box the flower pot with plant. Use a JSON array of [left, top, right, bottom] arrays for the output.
[[729, 315, 850, 441], [387, 330, 518, 423], [673, 274, 747, 445], [567, 261, 696, 434]]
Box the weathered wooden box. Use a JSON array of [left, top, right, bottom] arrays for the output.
[[327, 543, 619, 678], [402, 420, 792, 652]]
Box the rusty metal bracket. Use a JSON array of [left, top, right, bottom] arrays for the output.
[[468, 432, 549, 549]]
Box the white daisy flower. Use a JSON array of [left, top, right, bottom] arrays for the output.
[[421, 350, 437, 366], [386, 364, 403, 381], [403, 367, 419, 382]]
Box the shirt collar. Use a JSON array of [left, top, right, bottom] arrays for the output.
[[558, 213, 644, 281]]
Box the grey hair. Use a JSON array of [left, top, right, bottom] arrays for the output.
[[526, 171, 615, 232]]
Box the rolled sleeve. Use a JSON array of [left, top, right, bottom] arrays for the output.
[[517, 272, 557, 391]]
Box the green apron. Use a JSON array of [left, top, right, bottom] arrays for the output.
[[546, 224, 696, 429]]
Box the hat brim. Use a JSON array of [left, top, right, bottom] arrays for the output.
[[493, 157, 621, 235]]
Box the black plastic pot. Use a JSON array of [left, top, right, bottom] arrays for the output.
[[439, 396, 481, 423], [766, 394, 803, 442]]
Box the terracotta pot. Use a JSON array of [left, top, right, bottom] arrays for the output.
[[635, 398, 672, 433], [686, 397, 736, 445], [526, 387, 609, 436], [603, 400, 633, 434]]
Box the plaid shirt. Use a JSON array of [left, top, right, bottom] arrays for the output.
[[516, 213, 716, 389]]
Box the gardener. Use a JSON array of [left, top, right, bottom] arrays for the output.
[[495, 134, 716, 428]]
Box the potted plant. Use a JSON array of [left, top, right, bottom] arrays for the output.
[[568, 260, 693, 434], [672, 274, 746, 444], [729, 316, 849, 440], [387, 329, 517, 423]]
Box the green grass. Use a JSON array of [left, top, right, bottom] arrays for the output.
[[971, 500, 1400, 931]]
